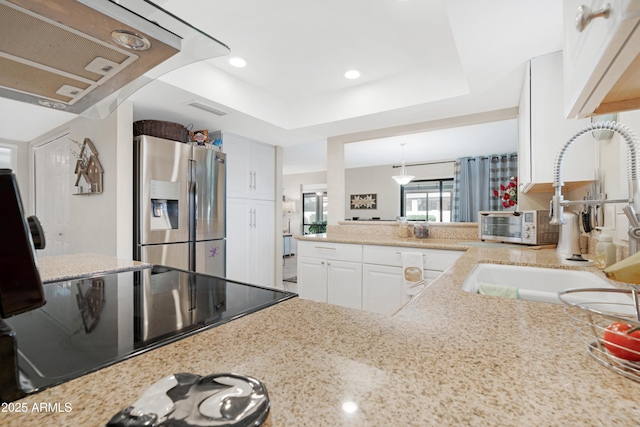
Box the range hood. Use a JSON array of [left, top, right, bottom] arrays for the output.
[[0, 0, 230, 119]]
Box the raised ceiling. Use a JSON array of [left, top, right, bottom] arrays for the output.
[[0, 0, 563, 171]]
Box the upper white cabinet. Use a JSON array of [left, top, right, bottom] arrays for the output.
[[564, 0, 640, 118], [221, 132, 275, 200], [518, 51, 593, 193]]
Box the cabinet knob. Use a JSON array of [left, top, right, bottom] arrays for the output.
[[576, 3, 611, 32]]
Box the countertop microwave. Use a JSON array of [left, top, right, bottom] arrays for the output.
[[478, 210, 559, 245]]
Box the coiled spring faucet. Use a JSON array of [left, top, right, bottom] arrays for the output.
[[549, 121, 640, 256]]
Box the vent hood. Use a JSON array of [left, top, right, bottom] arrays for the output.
[[0, 0, 230, 119]]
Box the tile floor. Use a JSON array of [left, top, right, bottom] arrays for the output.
[[282, 255, 298, 293]]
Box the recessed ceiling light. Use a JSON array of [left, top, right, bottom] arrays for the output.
[[344, 69, 361, 79], [229, 57, 247, 68]]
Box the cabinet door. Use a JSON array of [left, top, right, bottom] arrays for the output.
[[518, 61, 532, 191], [298, 256, 327, 302], [252, 200, 274, 286], [327, 260, 362, 310], [524, 52, 593, 191], [225, 198, 252, 283], [564, 0, 640, 117], [224, 133, 252, 199], [362, 264, 406, 316], [251, 142, 275, 200]]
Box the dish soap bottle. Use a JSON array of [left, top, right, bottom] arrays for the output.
[[595, 228, 616, 270]]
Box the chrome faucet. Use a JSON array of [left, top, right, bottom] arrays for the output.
[[549, 121, 640, 256]]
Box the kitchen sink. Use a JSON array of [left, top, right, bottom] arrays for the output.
[[461, 263, 627, 305]]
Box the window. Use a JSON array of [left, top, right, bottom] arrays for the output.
[[302, 192, 327, 234], [401, 179, 453, 222], [0, 143, 17, 170]]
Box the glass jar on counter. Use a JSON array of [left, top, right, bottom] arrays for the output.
[[414, 223, 429, 238], [397, 217, 411, 237]]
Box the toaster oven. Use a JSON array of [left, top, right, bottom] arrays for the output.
[[478, 210, 560, 245]]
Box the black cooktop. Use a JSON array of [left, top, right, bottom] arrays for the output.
[[6, 266, 296, 393]]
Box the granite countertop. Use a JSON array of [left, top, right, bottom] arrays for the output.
[[297, 232, 489, 251], [5, 248, 640, 426], [37, 253, 149, 283]]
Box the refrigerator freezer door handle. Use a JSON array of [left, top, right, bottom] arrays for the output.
[[249, 171, 253, 190], [249, 209, 253, 228], [189, 159, 197, 236], [253, 171, 257, 190], [253, 209, 256, 228]]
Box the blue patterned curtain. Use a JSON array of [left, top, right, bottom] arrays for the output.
[[452, 154, 517, 222]]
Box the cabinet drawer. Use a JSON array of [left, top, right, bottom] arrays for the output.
[[297, 241, 362, 262], [362, 245, 463, 271]]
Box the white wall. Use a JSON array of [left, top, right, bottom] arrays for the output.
[[345, 162, 455, 220], [28, 102, 134, 259], [598, 109, 640, 246]]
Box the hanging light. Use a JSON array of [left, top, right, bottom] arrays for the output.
[[392, 143, 414, 185]]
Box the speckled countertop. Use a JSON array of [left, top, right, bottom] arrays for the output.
[[4, 246, 640, 426], [37, 253, 148, 283], [296, 233, 475, 250]]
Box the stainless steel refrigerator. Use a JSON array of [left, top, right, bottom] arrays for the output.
[[133, 135, 225, 276]]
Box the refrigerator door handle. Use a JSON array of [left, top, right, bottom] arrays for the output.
[[189, 159, 197, 237], [249, 171, 253, 190], [249, 209, 253, 228], [253, 209, 256, 228], [253, 171, 257, 190]]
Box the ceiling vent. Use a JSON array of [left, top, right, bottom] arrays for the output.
[[185, 100, 228, 117]]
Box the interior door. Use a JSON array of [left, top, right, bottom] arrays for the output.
[[34, 133, 71, 257]]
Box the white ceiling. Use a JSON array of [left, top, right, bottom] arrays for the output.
[[0, 0, 563, 173]]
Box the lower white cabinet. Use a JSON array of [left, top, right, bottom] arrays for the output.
[[327, 260, 362, 309], [298, 257, 362, 309], [226, 198, 274, 286], [362, 264, 407, 316], [297, 240, 464, 315]]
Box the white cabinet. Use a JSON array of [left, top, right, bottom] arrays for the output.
[[362, 264, 407, 316], [297, 242, 363, 309], [518, 51, 593, 193], [296, 240, 464, 316], [221, 131, 276, 287], [361, 245, 463, 316], [226, 198, 274, 287], [222, 131, 275, 200], [564, 0, 640, 118]]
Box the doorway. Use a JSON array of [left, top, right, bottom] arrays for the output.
[[33, 133, 72, 257], [302, 191, 327, 234]]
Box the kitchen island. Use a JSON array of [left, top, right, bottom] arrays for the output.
[[3, 247, 640, 426]]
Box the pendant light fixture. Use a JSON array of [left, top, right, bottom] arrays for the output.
[[392, 143, 414, 185]]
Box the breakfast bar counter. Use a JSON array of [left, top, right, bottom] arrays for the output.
[[4, 247, 640, 426]]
